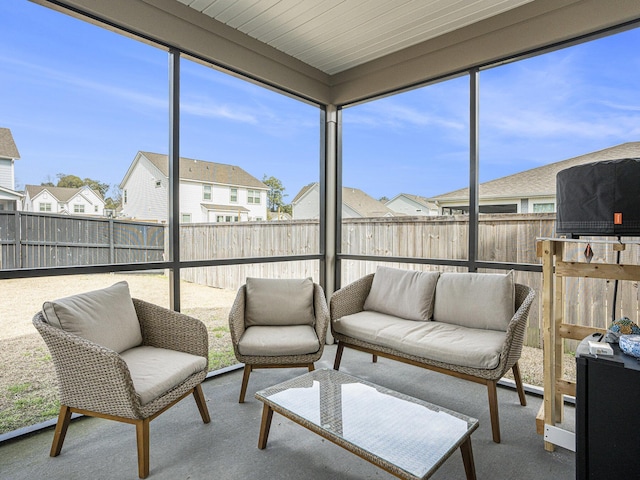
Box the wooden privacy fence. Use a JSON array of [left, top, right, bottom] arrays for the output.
[[3, 210, 637, 348], [180, 214, 639, 348], [0, 211, 165, 269]]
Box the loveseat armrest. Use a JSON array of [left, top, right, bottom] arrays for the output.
[[499, 283, 536, 374], [330, 274, 374, 322], [33, 312, 142, 418], [313, 283, 330, 344], [228, 285, 246, 349], [133, 298, 208, 359]]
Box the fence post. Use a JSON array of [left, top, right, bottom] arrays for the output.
[[109, 218, 115, 264], [14, 211, 21, 269]]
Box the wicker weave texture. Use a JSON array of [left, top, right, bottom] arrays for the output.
[[229, 282, 330, 366], [33, 299, 209, 420]]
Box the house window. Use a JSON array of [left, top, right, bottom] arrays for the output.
[[74, 205, 85, 213], [123, 189, 128, 204], [230, 188, 238, 203], [203, 184, 212, 201], [533, 203, 555, 213], [247, 189, 260, 204], [155, 180, 162, 188], [39, 203, 52, 212], [181, 213, 192, 223], [94, 205, 99, 212]]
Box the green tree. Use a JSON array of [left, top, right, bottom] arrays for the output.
[[53, 173, 110, 198], [262, 175, 289, 213]]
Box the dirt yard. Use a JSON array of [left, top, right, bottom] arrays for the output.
[[0, 273, 576, 435]]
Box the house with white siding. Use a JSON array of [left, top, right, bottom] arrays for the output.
[[119, 151, 268, 223], [429, 142, 640, 215], [385, 193, 438, 216], [0, 128, 23, 211], [23, 185, 105, 216], [292, 182, 394, 219]]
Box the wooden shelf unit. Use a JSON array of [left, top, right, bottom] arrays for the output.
[[535, 238, 640, 452]]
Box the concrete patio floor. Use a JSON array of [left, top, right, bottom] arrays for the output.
[[0, 344, 575, 479]]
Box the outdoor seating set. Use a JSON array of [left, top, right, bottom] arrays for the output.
[[34, 267, 534, 479]]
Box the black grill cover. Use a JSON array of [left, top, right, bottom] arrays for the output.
[[556, 158, 640, 237]]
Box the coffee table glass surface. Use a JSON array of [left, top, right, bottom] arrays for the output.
[[255, 368, 479, 480]]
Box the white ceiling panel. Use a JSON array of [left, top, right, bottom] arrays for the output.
[[178, 0, 537, 74]]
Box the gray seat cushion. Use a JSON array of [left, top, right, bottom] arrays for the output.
[[120, 346, 207, 405], [42, 281, 142, 353], [334, 311, 505, 370], [238, 325, 320, 356]]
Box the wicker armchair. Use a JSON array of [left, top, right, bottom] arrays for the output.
[[229, 278, 330, 403], [33, 284, 211, 479]]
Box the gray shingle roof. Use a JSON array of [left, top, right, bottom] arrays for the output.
[[0, 128, 20, 159], [25, 185, 102, 202], [292, 182, 393, 217], [430, 142, 640, 202], [141, 152, 267, 189]]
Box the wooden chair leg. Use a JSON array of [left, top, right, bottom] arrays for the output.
[[333, 343, 344, 370], [372, 354, 378, 363], [50, 404, 72, 457], [308, 363, 315, 372], [136, 418, 150, 479], [512, 362, 527, 406], [239, 364, 252, 403], [193, 384, 211, 423], [487, 380, 501, 443]]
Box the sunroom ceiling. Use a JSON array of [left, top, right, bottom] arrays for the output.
[[40, 0, 640, 105], [176, 0, 535, 75]]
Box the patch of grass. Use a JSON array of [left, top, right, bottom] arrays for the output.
[[7, 383, 32, 395], [0, 395, 59, 434], [210, 325, 229, 339], [208, 346, 237, 371]]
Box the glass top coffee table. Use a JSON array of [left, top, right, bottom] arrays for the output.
[[255, 368, 478, 480]]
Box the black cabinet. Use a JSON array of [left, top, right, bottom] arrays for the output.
[[576, 341, 640, 479]]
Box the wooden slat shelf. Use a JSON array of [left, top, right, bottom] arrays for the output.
[[536, 238, 640, 452]]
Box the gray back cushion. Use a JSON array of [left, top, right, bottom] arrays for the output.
[[363, 267, 440, 321], [42, 281, 142, 353], [433, 271, 515, 331], [245, 277, 315, 327]]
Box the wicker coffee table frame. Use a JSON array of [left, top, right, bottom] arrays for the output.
[[255, 368, 478, 480]]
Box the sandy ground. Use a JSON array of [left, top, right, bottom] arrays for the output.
[[1, 273, 237, 339]]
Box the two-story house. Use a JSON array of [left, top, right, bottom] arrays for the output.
[[23, 185, 106, 216], [119, 151, 268, 223], [0, 128, 23, 211]]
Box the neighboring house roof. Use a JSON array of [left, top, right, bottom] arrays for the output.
[[430, 142, 640, 203], [0, 185, 23, 199], [25, 185, 103, 203], [291, 182, 316, 204], [135, 152, 268, 190], [343, 187, 394, 217], [0, 128, 20, 159], [292, 182, 394, 217], [387, 193, 437, 210]]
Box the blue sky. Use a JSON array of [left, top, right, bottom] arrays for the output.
[[2, 1, 640, 202]]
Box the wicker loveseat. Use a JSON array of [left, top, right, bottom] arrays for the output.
[[330, 267, 535, 443]]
